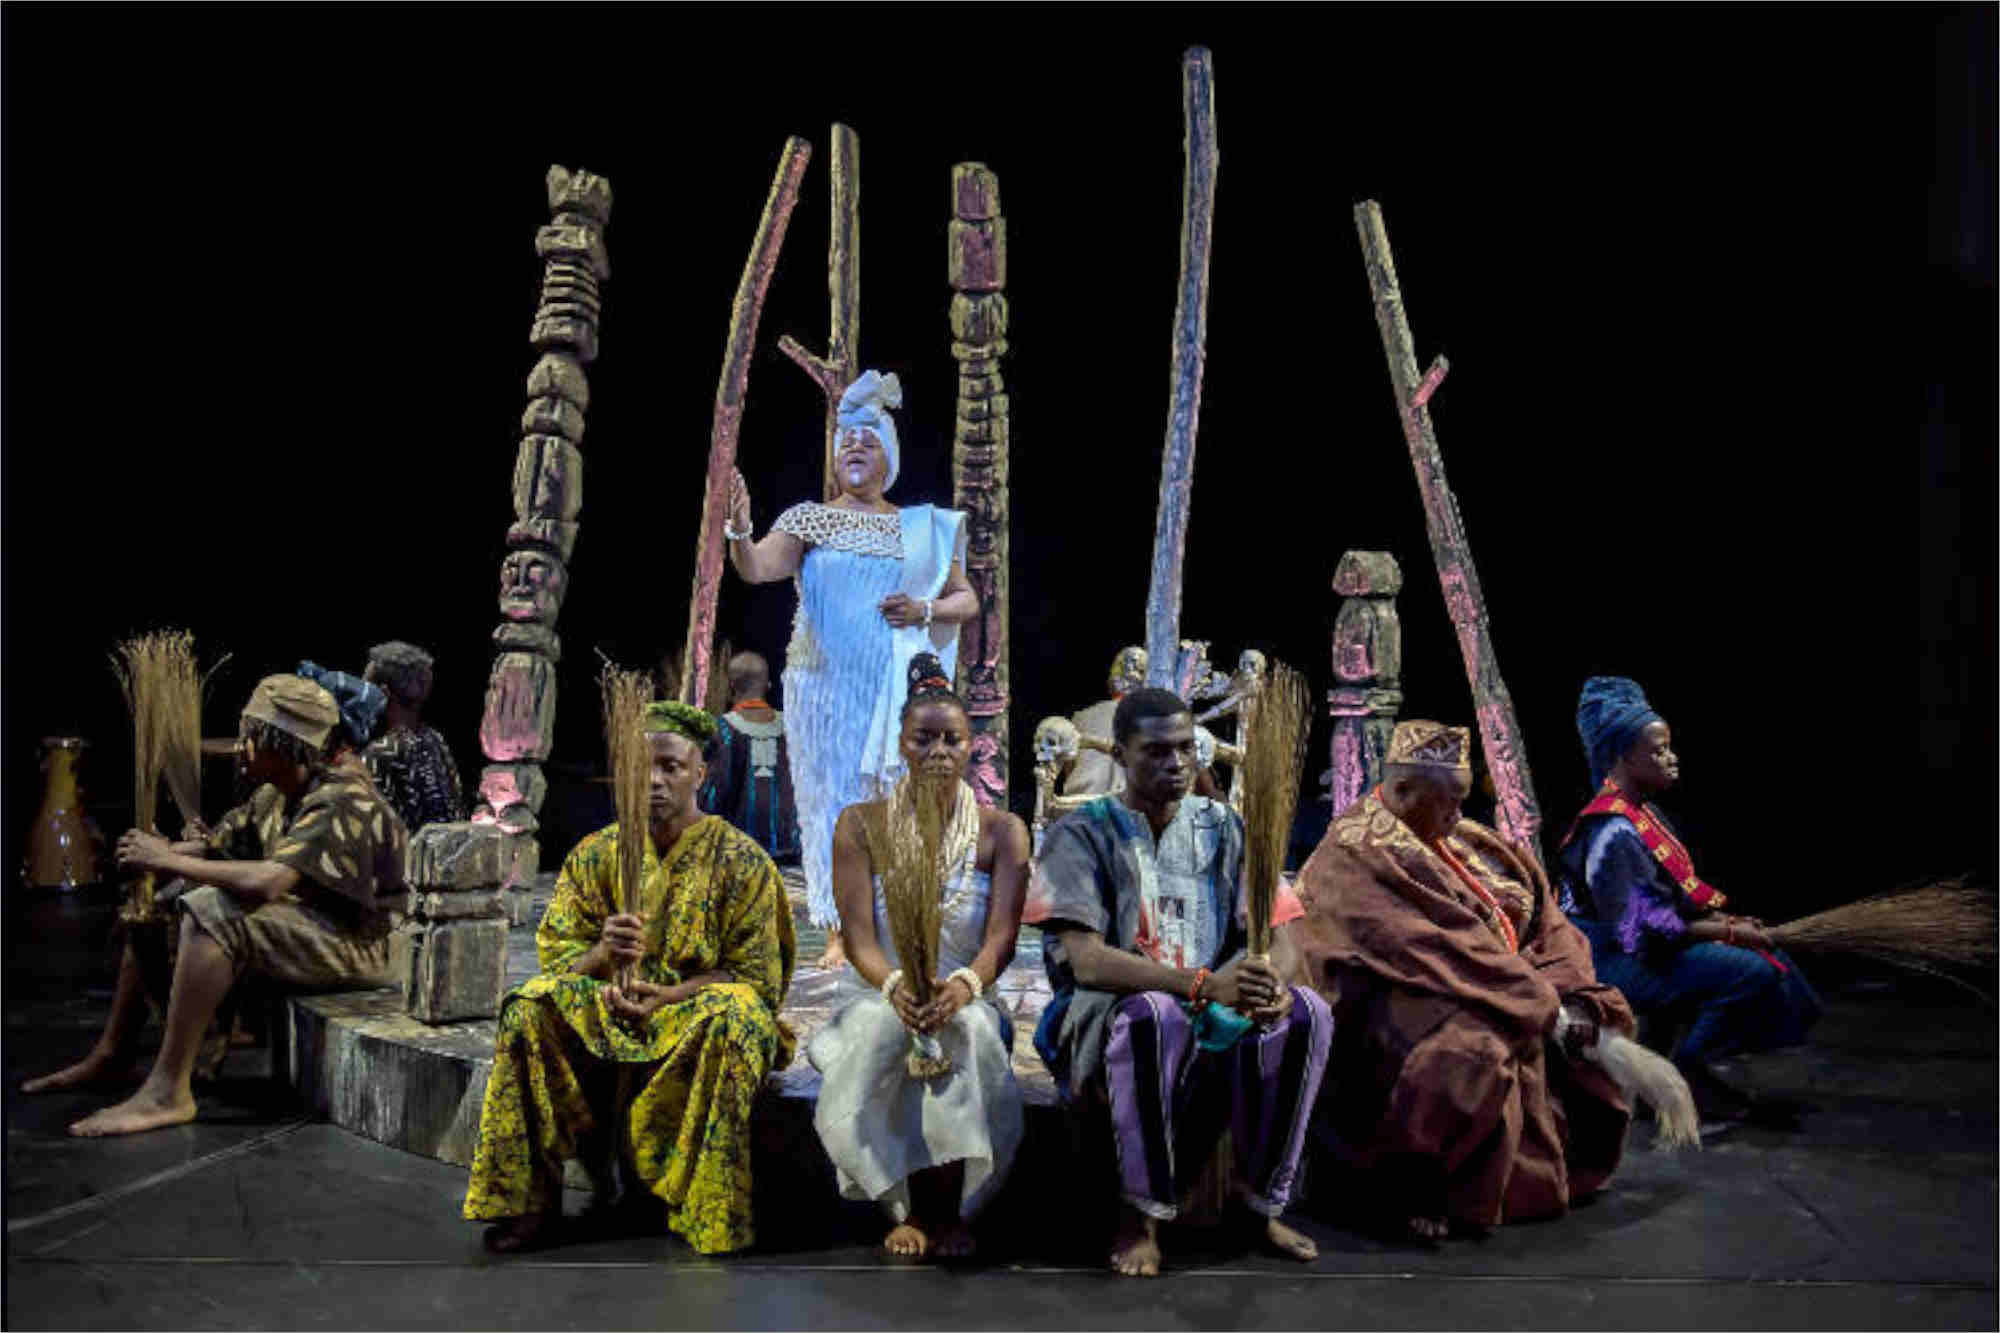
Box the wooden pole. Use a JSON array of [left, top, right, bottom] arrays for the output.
[[778, 122, 860, 502], [1144, 48, 1219, 689], [1353, 199, 1544, 859], [680, 137, 812, 706], [948, 163, 1012, 808]]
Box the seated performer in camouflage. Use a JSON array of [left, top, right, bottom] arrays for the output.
[[464, 701, 797, 1256], [23, 674, 409, 1138], [360, 640, 464, 832]]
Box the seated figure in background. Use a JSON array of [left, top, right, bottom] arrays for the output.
[[1062, 647, 1148, 797], [1559, 676, 1821, 1122], [1026, 688, 1331, 1278], [1293, 721, 1637, 1241], [699, 650, 801, 866], [464, 701, 795, 1256], [808, 654, 1029, 1260], [359, 640, 464, 832], [23, 674, 407, 1137]]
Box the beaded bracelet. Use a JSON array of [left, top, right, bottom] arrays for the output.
[[948, 965, 983, 1001], [724, 519, 753, 542], [880, 968, 904, 1002], [1189, 967, 1210, 1005]]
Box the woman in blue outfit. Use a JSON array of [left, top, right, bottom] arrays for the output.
[[725, 371, 978, 970], [1557, 677, 1821, 1122]]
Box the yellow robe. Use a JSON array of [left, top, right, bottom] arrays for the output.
[[462, 815, 796, 1253]]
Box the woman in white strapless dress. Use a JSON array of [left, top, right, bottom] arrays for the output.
[[807, 653, 1029, 1260]]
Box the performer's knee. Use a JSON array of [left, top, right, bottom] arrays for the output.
[[694, 983, 774, 1052], [1110, 990, 1184, 1040]]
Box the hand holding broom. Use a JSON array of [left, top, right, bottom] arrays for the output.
[[1240, 659, 1311, 1022], [598, 662, 656, 999]]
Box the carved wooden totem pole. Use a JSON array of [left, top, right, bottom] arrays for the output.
[[949, 163, 1011, 809], [400, 165, 612, 1025], [1327, 550, 1404, 818]]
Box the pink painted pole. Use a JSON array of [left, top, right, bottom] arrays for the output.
[[1354, 200, 1545, 861], [681, 137, 812, 706]]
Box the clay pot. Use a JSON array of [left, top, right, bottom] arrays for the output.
[[23, 737, 99, 889]]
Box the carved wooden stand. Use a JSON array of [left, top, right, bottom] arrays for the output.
[[949, 163, 1011, 809], [399, 165, 612, 1025], [1327, 551, 1404, 818]]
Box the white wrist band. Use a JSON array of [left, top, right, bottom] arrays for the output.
[[948, 966, 983, 1001], [880, 968, 904, 1002], [922, 598, 935, 628], [724, 519, 752, 542]]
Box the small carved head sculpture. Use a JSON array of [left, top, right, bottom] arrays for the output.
[[1107, 646, 1148, 698], [498, 549, 567, 623], [1235, 648, 1269, 693], [1033, 715, 1081, 770]]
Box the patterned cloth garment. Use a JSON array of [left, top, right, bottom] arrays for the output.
[[461, 816, 795, 1255], [363, 724, 464, 834], [698, 710, 800, 863]]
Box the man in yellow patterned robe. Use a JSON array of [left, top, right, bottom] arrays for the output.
[[464, 700, 796, 1255]]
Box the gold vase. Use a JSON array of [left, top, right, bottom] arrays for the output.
[[23, 737, 99, 889]]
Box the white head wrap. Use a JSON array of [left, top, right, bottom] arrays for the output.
[[835, 370, 903, 491]]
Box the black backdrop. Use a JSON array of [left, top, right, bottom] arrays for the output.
[[4, 7, 1993, 923]]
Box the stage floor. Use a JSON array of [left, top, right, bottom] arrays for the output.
[[6, 885, 1995, 1331]]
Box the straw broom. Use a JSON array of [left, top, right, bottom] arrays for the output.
[[882, 772, 954, 1078], [1240, 660, 1311, 959], [1769, 880, 1995, 992], [598, 662, 655, 994], [112, 631, 220, 921]]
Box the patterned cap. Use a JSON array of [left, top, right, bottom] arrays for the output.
[[642, 699, 718, 746], [241, 674, 340, 752], [1386, 720, 1473, 772]]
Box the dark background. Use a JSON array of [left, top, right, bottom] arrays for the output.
[[4, 7, 1992, 923]]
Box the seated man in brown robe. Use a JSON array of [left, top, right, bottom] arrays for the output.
[[1293, 720, 1635, 1240]]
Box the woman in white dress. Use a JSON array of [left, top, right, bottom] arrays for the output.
[[726, 371, 979, 970], [807, 653, 1029, 1259]]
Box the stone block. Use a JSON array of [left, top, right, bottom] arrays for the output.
[[1332, 549, 1403, 597], [952, 163, 1001, 220], [958, 392, 1009, 424], [506, 518, 579, 563], [521, 396, 585, 445], [949, 219, 1006, 291], [410, 887, 509, 920], [530, 314, 599, 363], [407, 821, 537, 891], [497, 548, 567, 625], [534, 223, 610, 280], [955, 414, 1010, 446], [480, 652, 558, 760], [472, 802, 540, 836], [526, 353, 589, 411], [477, 762, 549, 816], [492, 621, 560, 660], [405, 916, 511, 1024], [547, 165, 614, 225], [512, 434, 584, 523], [950, 293, 1009, 343]]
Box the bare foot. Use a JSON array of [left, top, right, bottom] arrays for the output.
[[21, 1050, 140, 1094], [1408, 1215, 1449, 1242], [883, 1221, 929, 1257], [1264, 1217, 1318, 1262], [1109, 1207, 1162, 1278], [813, 929, 848, 972], [484, 1210, 559, 1254], [931, 1218, 977, 1259], [68, 1085, 197, 1138]]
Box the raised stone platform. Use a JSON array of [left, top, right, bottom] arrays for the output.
[[282, 871, 1060, 1181]]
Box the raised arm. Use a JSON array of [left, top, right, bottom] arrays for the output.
[[726, 467, 805, 585]]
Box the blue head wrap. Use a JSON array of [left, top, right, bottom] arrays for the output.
[[835, 370, 903, 491], [1576, 676, 1661, 790], [298, 661, 387, 749]]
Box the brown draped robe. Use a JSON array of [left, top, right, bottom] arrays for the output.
[[1293, 792, 1634, 1227]]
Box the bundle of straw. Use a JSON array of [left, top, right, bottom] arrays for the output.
[[112, 630, 215, 921], [882, 773, 954, 1077], [1239, 660, 1311, 958], [598, 662, 655, 993], [1769, 880, 1995, 986]]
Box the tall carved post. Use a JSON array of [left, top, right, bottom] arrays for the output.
[[778, 123, 860, 501], [949, 163, 1010, 809], [400, 165, 612, 1026], [1327, 551, 1403, 817]]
